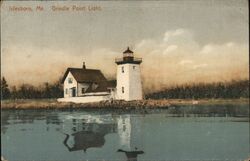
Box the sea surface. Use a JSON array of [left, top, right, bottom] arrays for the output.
[[1, 105, 249, 161]]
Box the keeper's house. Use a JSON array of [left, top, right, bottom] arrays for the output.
[[57, 63, 116, 103]]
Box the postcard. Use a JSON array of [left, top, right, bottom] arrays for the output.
[[1, 0, 249, 161]]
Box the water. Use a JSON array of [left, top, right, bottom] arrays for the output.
[[1, 107, 249, 161]]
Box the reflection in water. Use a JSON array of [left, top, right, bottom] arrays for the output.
[[1, 110, 43, 134], [60, 114, 145, 157], [1, 111, 11, 134], [117, 115, 143, 151], [63, 131, 104, 152], [62, 122, 116, 152], [117, 148, 144, 161], [1, 110, 145, 154], [1, 109, 249, 161]]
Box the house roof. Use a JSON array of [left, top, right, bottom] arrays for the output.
[[85, 82, 108, 93], [106, 80, 116, 88], [61, 68, 107, 84], [85, 80, 117, 93]]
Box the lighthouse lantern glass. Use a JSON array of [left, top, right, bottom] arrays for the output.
[[123, 53, 133, 57]]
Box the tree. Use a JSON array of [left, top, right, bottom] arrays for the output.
[[1, 77, 10, 99], [145, 79, 249, 99], [10, 86, 18, 99]]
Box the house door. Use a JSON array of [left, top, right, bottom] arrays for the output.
[[71, 87, 76, 97]]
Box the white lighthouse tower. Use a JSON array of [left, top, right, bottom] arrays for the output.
[[115, 47, 143, 101]]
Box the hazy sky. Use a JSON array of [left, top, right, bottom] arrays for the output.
[[1, 0, 249, 91]]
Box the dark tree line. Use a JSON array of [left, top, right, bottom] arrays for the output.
[[1, 77, 249, 100], [146, 79, 249, 99], [1, 77, 63, 100]]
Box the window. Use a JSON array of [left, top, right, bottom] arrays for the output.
[[122, 87, 124, 93], [65, 88, 68, 94], [68, 78, 73, 84], [133, 66, 136, 69], [92, 82, 98, 90], [122, 66, 124, 73], [81, 88, 85, 94]]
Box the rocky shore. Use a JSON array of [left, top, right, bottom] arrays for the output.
[[1, 98, 249, 110], [1, 99, 171, 109]]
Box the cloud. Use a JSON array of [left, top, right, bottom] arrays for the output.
[[226, 42, 234, 47], [134, 28, 248, 92], [192, 63, 208, 69], [1, 45, 119, 86], [163, 45, 178, 54], [200, 44, 213, 54], [163, 28, 187, 42], [1, 28, 249, 93], [179, 60, 193, 65]]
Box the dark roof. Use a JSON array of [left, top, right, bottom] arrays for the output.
[[107, 80, 116, 88], [85, 81, 109, 93], [85, 80, 116, 93], [123, 47, 134, 54], [61, 68, 107, 84]]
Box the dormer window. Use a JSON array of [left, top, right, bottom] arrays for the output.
[[68, 78, 73, 84]]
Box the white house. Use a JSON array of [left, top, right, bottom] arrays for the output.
[[57, 47, 143, 103], [57, 63, 116, 103]]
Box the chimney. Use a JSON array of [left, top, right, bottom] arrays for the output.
[[82, 62, 86, 69]]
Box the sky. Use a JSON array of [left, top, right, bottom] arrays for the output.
[[1, 0, 249, 92]]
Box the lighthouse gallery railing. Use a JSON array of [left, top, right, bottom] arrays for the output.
[[115, 57, 142, 63]]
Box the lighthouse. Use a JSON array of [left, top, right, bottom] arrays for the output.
[[115, 47, 143, 101]]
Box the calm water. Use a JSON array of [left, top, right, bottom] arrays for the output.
[[1, 107, 249, 161]]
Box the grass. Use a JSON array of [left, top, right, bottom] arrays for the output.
[[1, 98, 249, 109], [165, 98, 249, 105]]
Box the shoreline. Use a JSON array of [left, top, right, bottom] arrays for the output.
[[1, 98, 249, 110]]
